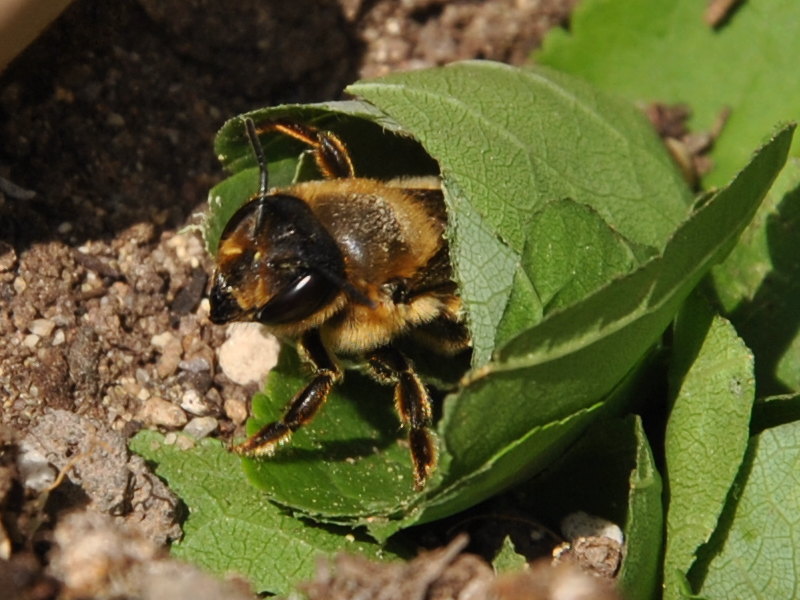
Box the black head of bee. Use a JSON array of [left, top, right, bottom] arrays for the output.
[[209, 117, 352, 326], [209, 191, 346, 326]]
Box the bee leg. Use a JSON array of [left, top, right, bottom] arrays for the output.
[[367, 346, 436, 490], [255, 121, 355, 179], [232, 330, 341, 457]]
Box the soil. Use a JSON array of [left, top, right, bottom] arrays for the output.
[[0, 1, 581, 597]]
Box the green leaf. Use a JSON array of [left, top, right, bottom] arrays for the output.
[[240, 346, 422, 522], [408, 125, 791, 530], [619, 417, 664, 600], [709, 159, 800, 395], [752, 392, 800, 433], [128, 431, 397, 595], [230, 124, 791, 536], [537, 3, 800, 396], [662, 294, 755, 600], [496, 198, 642, 347], [204, 60, 791, 537], [492, 536, 528, 574], [213, 100, 437, 179], [692, 421, 800, 598], [513, 416, 663, 600], [349, 61, 692, 365], [537, 0, 800, 188]]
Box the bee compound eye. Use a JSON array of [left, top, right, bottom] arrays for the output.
[[255, 270, 339, 325]]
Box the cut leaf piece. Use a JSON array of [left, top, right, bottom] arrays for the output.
[[240, 346, 423, 521], [128, 431, 397, 595], [414, 125, 792, 529], [662, 293, 755, 600], [496, 198, 642, 349], [238, 126, 791, 536], [349, 61, 692, 364], [525, 199, 642, 315], [692, 421, 800, 599], [495, 199, 639, 346]]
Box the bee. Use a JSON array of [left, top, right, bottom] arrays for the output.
[[208, 117, 470, 490]]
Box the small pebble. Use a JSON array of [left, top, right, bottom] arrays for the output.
[[52, 329, 66, 346], [23, 333, 39, 348], [561, 511, 624, 545], [140, 397, 188, 428], [176, 435, 196, 450], [17, 442, 57, 492], [218, 324, 279, 386], [179, 356, 210, 373], [180, 389, 212, 416], [150, 331, 176, 349], [223, 396, 248, 425], [0, 241, 16, 271], [155, 336, 182, 379], [183, 416, 217, 439], [29, 318, 56, 337]]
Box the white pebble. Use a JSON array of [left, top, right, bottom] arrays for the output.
[[17, 442, 57, 492], [180, 389, 212, 416], [51, 329, 66, 346], [218, 324, 279, 386], [561, 511, 624, 545]]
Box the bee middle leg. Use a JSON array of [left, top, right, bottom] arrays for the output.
[[367, 346, 437, 490], [232, 329, 341, 457]]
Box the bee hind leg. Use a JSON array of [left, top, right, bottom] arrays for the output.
[[367, 346, 437, 490], [232, 330, 341, 457]]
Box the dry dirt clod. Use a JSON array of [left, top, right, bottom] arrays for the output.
[[492, 560, 622, 600], [303, 535, 495, 600], [49, 511, 257, 600], [22, 410, 181, 544]]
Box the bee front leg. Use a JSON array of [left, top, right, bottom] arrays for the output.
[[232, 330, 341, 457], [367, 346, 437, 490]]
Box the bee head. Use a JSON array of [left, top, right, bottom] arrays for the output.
[[209, 193, 346, 326]]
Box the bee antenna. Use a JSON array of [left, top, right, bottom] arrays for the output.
[[243, 117, 270, 235], [243, 117, 269, 197]]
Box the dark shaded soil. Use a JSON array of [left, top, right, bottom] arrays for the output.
[[0, 1, 578, 597]]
